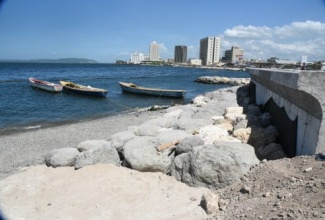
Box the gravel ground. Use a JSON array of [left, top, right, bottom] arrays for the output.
[[213, 155, 325, 220], [0, 110, 166, 181]]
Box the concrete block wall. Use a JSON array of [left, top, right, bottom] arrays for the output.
[[247, 68, 325, 155]]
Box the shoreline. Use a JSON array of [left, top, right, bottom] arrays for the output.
[[0, 106, 163, 137], [0, 108, 167, 180]]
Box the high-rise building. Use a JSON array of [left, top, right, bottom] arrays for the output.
[[130, 52, 144, 64], [149, 41, 159, 61], [224, 46, 244, 63], [174, 45, 187, 63], [199, 37, 221, 66]]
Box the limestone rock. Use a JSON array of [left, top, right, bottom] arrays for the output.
[[123, 136, 173, 174], [74, 141, 120, 169], [196, 125, 230, 144], [214, 123, 234, 133], [201, 191, 219, 215], [163, 108, 183, 118], [175, 136, 205, 155], [224, 113, 246, 124], [232, 127, 251, 143], [233, 115, 262, 132], [77, 140, 109, 152], [193, 95, 208, 107], [170, 153, 191, 182], [171, 142, 259, 190], [110, 131, 136, 152], [211, 116, 228, 125], [45, 148, 80, 168], [176, 118, 211, 132], [213, 136, 241, 144], [234, 119, 249, 131], [140, 116, 177, 128], [220, 77, 229, 84], [156, 129, 191, 144], [241, 125, 279, 149], [224, 107, 243, 115], [134, 124, 162, 136]]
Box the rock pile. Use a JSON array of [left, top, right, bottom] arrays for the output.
[[44, 84, 288, 215], [195, 76, 250, 85]]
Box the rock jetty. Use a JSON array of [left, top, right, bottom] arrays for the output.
[[195, 76, 250, 85]]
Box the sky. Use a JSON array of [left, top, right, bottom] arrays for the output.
[[0, 0, 324, 63]]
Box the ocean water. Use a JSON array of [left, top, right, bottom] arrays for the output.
[[0, 63, 249, 133]]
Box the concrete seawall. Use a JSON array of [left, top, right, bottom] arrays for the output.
[[247, 68, 325, 155]]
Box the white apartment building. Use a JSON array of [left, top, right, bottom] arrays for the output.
[[199, 37, 221, 66], [149, 41, 159, 61], [130, 52, 145, 64]]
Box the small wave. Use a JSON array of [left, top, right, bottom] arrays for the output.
[[23, 125, 42, 130], [0, 125, 41, 136]]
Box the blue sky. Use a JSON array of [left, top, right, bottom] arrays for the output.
[[0, 0, 324, 63]]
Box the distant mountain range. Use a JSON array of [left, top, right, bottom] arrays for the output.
[[0, 58, 98, 63]]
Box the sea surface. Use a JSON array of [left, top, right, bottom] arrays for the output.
[[0, 63, 249, 134]]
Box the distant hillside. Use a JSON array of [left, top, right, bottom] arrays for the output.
[[0, 58, 98, 63]]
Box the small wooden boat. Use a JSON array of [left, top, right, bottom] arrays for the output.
[[119, 82, 186, 98], [29, 77, 63, 92], [60, 81, 108, 98]]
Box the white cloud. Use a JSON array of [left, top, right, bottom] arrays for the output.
[[221, 20, 325, 61], [224, 25, 272, 39]]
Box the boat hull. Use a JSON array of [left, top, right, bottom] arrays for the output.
[[119, 82, 186, 98], [29, 78, 62, 93], [60, 81, 108, 98]]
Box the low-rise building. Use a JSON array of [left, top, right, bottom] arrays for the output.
[[223, 46, 244, 64], [130, 52, 145, 64], [188, 58, 202, 66]]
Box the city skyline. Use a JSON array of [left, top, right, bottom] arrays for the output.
[[0, 0, 324, 63]]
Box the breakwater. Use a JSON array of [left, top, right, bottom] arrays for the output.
[[194, 76, 250, 85]]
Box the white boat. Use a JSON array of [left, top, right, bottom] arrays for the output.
[[29, 77, 63, 92]]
